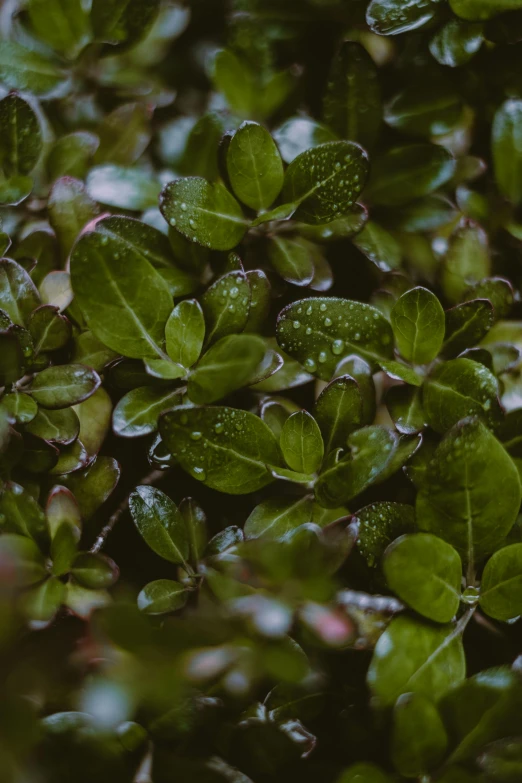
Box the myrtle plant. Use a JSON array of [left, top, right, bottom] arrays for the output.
[[2, 0, 522, 782]]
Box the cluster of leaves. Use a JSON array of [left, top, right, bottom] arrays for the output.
[[3, 0, 522, 782]]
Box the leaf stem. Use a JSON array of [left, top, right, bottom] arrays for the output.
[[90, 468, 164, 554]]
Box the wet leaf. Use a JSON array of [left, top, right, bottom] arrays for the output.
[[227, 121, 283, 211], [129, 485, 189, 565]]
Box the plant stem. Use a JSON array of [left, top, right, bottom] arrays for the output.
[[90, 468, 164, 554]]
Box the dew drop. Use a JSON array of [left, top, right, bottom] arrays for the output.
[[304, 358, 317, 372], [320, 303, 327, 312], [190, 431, 202, 441], [306, 305, 313, 316], [332, 339, 344, 355], [293, 320, 301, 330], [169, 218, 177, 226], [229, 286, 239, 299], [192, 466, 206, 480], [306, 327, 312, 335], [318, 351, 327, 364], [180, 202, 188, 211], [324, 317, 332, 327], [180, 413, 188, 425], [214, 422, 224, 434]]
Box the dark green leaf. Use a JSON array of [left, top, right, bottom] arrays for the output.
[[27, 0, 91, 59], [25, 407, 80, 445], [314, 375, 364, 452], [465, 277, 513, 319], [442, 221, 491, 304], [0, 42, 66, 95], [387, 385, 426, 435], [366, 144, 455, 206], [273, 116, 337, 164], [137, 579, 188, 615], [94, 103, 152, 165], [0, 92, 42, 177], [244, 270, 271, 333], [323, 42, 381, 149], [112, 386, 182, 438], [244, 495, 344, 541], [165, 299, 205, 369], [385, 81, 462, 137], [48, 177, 100, 260], [282, 141, 369, 225], [430, 19, 484, 67], [1, 391, 38, 424], [91, 0, 160, 50], [70, 227, 173, 359], [391, 287, 445, 364], [0, 258, 40, 325], [337, 763, 393, 782], [201, 270, 250, 345], [356, 501, 416, 567], [366, 0, 444, 35], [227, 121, 283, 211], [442, 299, 495, 357], [129, 485, 189, 565], [188, 334, 265, 404], [277, 297, 393, 381], [267, 237, 315, 287], [416, 417, 521, 562], [0, 533, 46, 587], [393, 195, 458, 232], [391, 693, 448, 777], [0, 481, 48, 544], [451, 0, 522, 21], [493, 99, 522, 205], [71, 552, 119, 589], [23, 577, 65, 624], [280, 411, 324, 474], [0, 330, 23, 385], [159, 178, 248, 251], [179, 497, 207, 564], [47, 131, 99, 180], [367, 616, 466, 706], [28, 364, 101, 409], [480, 543, 522, 621], [352, 221, 401, 273], [58, 456, 120, 519], [159, 406, 283, 494], [384, 533, 462, 622], [423, 358, 502, 433], [29, 305, 71, 354]]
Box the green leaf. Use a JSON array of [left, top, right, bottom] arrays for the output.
[[165, 299, 205, 369], [28, 0, 91, 59], [442, 221, 491, 304], [112, 386, 182, 438], [0, 42, 66, 96], [352, 221, 402, 273], [439, 667, 522, 764], [91, 0, 160, 49], [47, 131, 99, 180], [129, 485, 189, 565], [58, 456, 120, 519], [387, 384, 426, 434], [282, 141, 369, 225], [273, 116, 337, 164], [492, 99, 522, 206], [315, 426, 397, 508], [267, 237, 314, 287], [280, 411, 324, 474], [323, 41, 381, 150], [0, 259, 40, 325], [0, 533, 46, 587], [450, 0, 522, 21], [29, 305, 71, 354], [466, 277, 513, 319], [159, 178, 248, 251], [1, 391, 38, 424], [430, 19, 484, 67], [356, 501, 416, 568], [25, 407, 80, 445], [244, 495, 344, 541], [384, 533, 462, 622], [159, 406, 283, 494], [94, 103, 151, 166], [378, 359, 424, 387], [393, 194, 458, 232], [70, 226, 173, 359], [188, 334, 265, 404], [442, 299, 494, 357], [366, 0, 444, 35], [0, 93, 42, 177], [244, 270, 271, 333], [391, 693, 448, 777], [23, 577, 65, 624], [479, 543, 522, 621], [179, 497, 207, 564], [212, 49, 255, 118], [48, 177, 100, 260], [276, 297, 393, 381], [0, 481, 48, 544], [385, 81, 462, 137], [423, 358, 502, 434], [416, 417, 521, 563], [71, 552, 118, 589], [314, 375, 364, 453], [86, 165, 160, 211], [227, 121, 283, 211], [337, 763, 393, 782], [366, 144, 455, 206], [28, 364, 101, 409], [0, 330, 23, 385], [74, 386, 112, 458], [367, 616, 466, 707], [391, 287, 445, 365], [0, 175, 33, 206], [137, 579, 188, 615], [201, 269, 251, 345]]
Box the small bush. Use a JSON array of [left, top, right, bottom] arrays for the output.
[[1, 0, 522, 781]]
